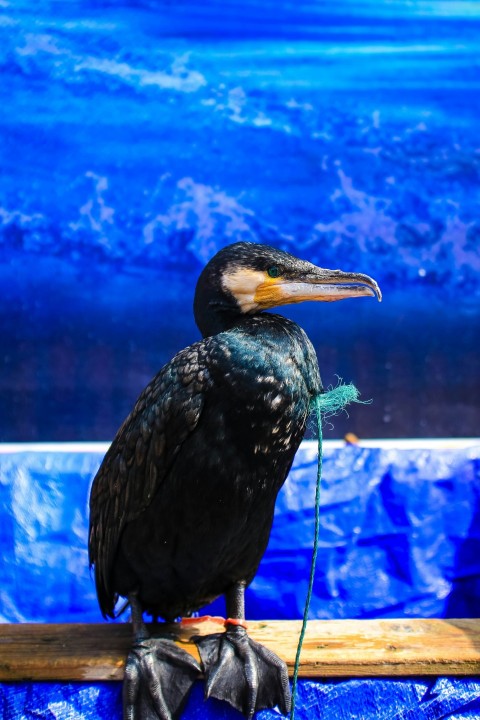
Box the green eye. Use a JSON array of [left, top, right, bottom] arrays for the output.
[[267, 266, 281, 279]]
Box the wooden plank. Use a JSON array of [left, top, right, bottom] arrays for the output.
[[0, 619, 479, 682]]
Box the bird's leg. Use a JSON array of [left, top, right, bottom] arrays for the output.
[[130, 592, 149, 640], [193, 582, 291, 718], [123, 593, 201, 720], [225, 579, 247, 625]]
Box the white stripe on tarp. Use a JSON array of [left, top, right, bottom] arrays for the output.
[[0, 438, 479, 454]]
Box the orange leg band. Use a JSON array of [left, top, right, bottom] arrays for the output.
[[225, 617, 248, 630], [180, 615, 225, 626]]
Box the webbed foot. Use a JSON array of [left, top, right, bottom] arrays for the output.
[[194, 625, 291, 718], [123, 637, 201, 720]]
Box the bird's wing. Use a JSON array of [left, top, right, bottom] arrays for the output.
[[88, 341, 210, 617]]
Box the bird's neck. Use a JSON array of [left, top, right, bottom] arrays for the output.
[[194, 272, 247, 337], [195, 299, 247, 337]]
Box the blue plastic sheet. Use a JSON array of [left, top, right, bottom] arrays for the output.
[[0, 442, 479, 718], [2, 677, 480, 720], [1, 443, 479, 623]]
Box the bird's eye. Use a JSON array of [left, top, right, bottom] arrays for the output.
[[267, 266, 281, 279]]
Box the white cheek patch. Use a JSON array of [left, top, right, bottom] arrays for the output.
[[222, 268, 266, 313]]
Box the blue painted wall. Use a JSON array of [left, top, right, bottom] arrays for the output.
[[1, 1, 479, 440]]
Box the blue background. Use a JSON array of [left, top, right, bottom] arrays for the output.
[[1, 0, 480, 441]]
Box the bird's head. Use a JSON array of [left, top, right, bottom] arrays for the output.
[[194, 242, 381, 337]]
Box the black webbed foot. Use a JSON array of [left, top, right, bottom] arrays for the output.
[[194, 625, 291, 718], [123, 637, 201, 720]]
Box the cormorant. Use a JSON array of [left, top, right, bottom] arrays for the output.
[[88, 242, 381, 720]]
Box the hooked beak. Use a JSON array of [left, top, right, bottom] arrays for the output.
[[254, 267, 382, 309]]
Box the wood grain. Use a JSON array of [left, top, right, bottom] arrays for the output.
[[1, 619, 479, 681]]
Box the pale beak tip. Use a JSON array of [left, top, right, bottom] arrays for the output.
[[371, 283, 382, 302]]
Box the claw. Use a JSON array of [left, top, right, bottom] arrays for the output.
[[124, 655, 141, 720], [123, 638, 201, 720], [194, 626, 291, 718]]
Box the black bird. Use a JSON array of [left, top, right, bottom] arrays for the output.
[[88, 242, 381, 720]]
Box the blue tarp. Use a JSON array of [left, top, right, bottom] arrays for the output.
[[3, 677, 480, 720], [0, 442, 479, 718]]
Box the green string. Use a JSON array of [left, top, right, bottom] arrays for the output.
[[289, 382, 366, 720]]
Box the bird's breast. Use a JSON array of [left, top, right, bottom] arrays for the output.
[[203, 317, 320, 468]]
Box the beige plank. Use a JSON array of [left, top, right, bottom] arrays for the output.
[[0, 619, 479, 681]]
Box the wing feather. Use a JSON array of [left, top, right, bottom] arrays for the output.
[[88, 341, 210, 617]]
